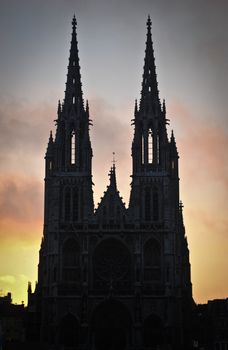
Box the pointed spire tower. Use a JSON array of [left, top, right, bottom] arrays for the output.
[[131, 16, 169, 177], [52, 16, 93, 175], [140, 15, 160, 112], [63, 15, 84, 111], [44, 16, 94, 224], [129, 16, 178, 221]]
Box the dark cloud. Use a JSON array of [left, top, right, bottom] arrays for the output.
[[0, 97, 54, 154]]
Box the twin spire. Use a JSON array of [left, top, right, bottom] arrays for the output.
[[61, 15, 161, 178], [64, 15, 159, 114]]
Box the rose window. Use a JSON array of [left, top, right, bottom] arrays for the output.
[[94, 239, 130, 282]]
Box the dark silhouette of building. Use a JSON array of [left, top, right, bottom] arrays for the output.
[[0, 292, 26, 348], [192, 299, 228, 350], [28, 15, 193, 349]]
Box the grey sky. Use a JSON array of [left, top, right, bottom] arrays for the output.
[[0, 0, 227, 123]]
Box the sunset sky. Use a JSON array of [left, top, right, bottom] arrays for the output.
[[0, 0, 227, 305]]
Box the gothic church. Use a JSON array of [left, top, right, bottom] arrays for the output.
[[27, 15, 193, 350]]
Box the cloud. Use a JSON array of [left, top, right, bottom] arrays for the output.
[[0, 174, 43, 223], [0, 275, 16, 284], [186, 207, 228, 303], [0, 273, 31, 304], [0, 97, 54, 152], [90, 97, 132, 204], [0, 96, 56, 177], [167, 99, 228, 303], [169, 99, 228, 189], [0, 174, 43, 243]]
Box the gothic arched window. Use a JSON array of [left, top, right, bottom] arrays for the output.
[[61, 123, 66, 168], [148, 129, 153, 163], [142, 134, 145, 164], [157, 134, 160, 164], [73, 187, 78, 221], [71, 130, 76, 165], [62, 239, 80, 282], [144, 239, 161, 281], [153, 188, 159, 221], [145, 188, 151, 221], [65, 188, 71, 221]]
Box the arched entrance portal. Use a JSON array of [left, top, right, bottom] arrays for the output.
[[91, 300, 131, 350], [59, 313, 79, 347], [142, 313, 164, 348]]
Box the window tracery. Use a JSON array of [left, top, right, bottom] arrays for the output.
[[145, 188, 151, 221], [148, 128, 153, 163], [144, 239, 161, 281], [157, 134, 160, 164], [94, 239, 130, 283], [65, 188, 71, 221], [62, 239, 80, 282], [142, 134, 145, 164], [71, 130, 76, 164], [153, 188, 159, 221]]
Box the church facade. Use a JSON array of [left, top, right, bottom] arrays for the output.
[[27, 16, 193, 350]]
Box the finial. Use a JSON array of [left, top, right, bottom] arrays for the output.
[[147, 15, 152, 31], [72, 14, 77, 32], [58, 100, 61, 114], [86, 99, 89, 113], [112, 152, 116, 169], [171, 130, 176, 144], [49, 130, 53, 143], [163, 99, 166, 114], [171, 129, 174, 139], [27, 281, 32, 294], [134, 99, 138, 115]]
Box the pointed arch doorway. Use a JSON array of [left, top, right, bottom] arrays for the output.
[[59, 313, 80, 348], [91, 300, 131, 350]]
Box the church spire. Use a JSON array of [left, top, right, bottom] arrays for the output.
[[109, 164, 117, 190], [109, 152, 117, 190], [63, 15, 84, 110], [140, 15, 160, 111]]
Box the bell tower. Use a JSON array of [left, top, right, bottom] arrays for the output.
[[129, 16, 179, 224], [128, 16, 192, 348], [37, 16, 94, 344], [45, 15, 94, 224]]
